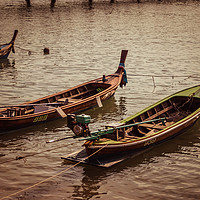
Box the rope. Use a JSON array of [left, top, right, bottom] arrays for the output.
[[127, 74, 199, 93], [177, 87, 199, 112], [152, 76, 156, 93], [0, 144, 108, 200], [15, 46, 36, 55], [128, 74, 199, 78], [0, 141, 77, 165]]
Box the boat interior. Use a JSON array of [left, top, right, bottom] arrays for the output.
[[0, 82, 111, 117], [102, 96, 200, 142]]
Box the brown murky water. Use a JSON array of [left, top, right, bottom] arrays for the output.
[[0, 1, 200, 199]]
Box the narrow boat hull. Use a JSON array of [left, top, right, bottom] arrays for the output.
[[86, 112, 199, 156], [85, 85, 200, 158], [0, 88, 117, 132], [0, 50, 128, 133]]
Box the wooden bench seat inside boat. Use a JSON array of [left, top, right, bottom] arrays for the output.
[[25, 109, 34, 115], [68, 98, 81, 103], [145, 105, 174, 121], [55, 83, 109, 104], [138, 123, 166, 130], [57, 98, 69, 104], [139, 120, 174, 129], [70, 89, 93, 99], [57, 97, 81, 104]]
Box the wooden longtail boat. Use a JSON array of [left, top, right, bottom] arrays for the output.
[[64, 85, 200, 167], [0, 50, 128, 133], [0, 30, 18, 59]]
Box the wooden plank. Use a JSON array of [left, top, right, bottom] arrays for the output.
[[125, 135, 140, 139], [96, 96, 103, 107], [68, 98, 80, 103], [56, 107, 67, 118], [25, 109, 34, 114], [116, 129, 119, 141], [138, 123, 165, 130], [145, 105, 173, 121], [77, 88, 80, 94], [68, 89, 92, 99], [57, 98, 68, 104], [124, 126, 134, 135]]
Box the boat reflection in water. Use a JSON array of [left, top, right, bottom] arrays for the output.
[[0, 59, 15, 69]]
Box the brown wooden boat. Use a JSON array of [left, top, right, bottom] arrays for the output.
[[0, 30, 18, 59], [84, 85, 200, 157], [65, 85, 200, 166], [0, 50, 128, 133]]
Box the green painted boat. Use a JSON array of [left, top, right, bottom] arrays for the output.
[[66, 85, 200, 163], [84, 85, 200, 157]]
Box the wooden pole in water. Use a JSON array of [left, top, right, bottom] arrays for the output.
[[25, 0, 31, 7], [51, 0, 56, 7], [89, 0, 92, 8]]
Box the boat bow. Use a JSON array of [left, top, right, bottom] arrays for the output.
[[0, 30, 18, 59]]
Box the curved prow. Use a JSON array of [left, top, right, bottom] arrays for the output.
[[116, 50, 128, 73], [10, 30, 18, 53], [10, 30, 18, 44], [120, 50, 128, 65]]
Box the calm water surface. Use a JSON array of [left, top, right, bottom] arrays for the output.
[[0, 1, 200, 199]]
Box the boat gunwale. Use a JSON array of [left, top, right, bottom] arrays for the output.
[[87, 85, 200, 148], [88, 108, 200, 148], [0, 72, 122, 120]]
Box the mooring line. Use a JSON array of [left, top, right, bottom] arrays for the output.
[[15, 46, 33, 56], [128, 74, 199, 78], [0, 141, 77, 165], [127, 74, 199, 93], [0, 144, 108, 200]]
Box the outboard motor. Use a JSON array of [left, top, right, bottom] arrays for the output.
[[67, 114, 91, 137]]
